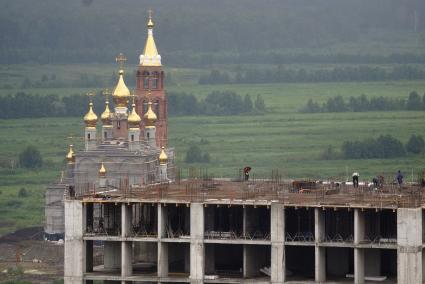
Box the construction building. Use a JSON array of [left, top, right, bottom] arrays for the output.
[[51, 13, 425, 284]]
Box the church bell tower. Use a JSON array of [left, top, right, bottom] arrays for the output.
[[136, 10, 167, 147]]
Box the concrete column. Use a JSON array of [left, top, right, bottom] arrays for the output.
[[190, 203, 204, 283], [121, 204, 132, 237], [270, 204, 284, 283], [121, 241, 132, 277], [315, 208, 326, 282], [157, 204, 169, 277], [397, 208, 422, 284], [354, 209, 365, 284], [64, 200, 84, 284]]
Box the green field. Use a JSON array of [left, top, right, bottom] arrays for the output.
[[1, 63, 425, 235]]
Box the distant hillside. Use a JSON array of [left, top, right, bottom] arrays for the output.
[[0, 0, 424, 66]]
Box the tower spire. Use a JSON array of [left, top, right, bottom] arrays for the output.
[[139, 10, 161, 66]]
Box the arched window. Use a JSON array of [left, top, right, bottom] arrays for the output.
[[152, 72, 159, 89], [155, 99, 160, 119], [143, 71, 150, 89], [131, 134, 134, 142], [104, 132, 107, 139], [87, 133, 91, 140], [143, 100, 148, 114]]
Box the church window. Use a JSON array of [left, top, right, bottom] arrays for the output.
[[104, 132, 107, 139], [143, 100, 148, 114], [155, 100, 160, 119], [87, 133, 90, 140], [152, 72, 159, 89], [131, 134, 134, 142]]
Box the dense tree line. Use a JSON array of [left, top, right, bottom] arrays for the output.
[[301, 91, 425, 113], [167, 91, 265, 116], [1, 0, 424, 65], [0, 91, 265, 119], [199, 65, 425, 85], [323, 134, 424, 160]]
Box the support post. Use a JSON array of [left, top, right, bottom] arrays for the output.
[[315, 208, 326, 282], [190, 203, 204, 283], [64, 200, 84, 284], [354, 209, 365, 284], [397, 208, 422, 284], [158, 204, 169, 277], [270, 204, 284, 283]]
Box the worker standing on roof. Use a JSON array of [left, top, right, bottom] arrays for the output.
[[396, 170, 404, 186], [352, 172, 359, 188]]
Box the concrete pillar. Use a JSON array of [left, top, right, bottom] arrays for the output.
[[104, 242, 121, 270], [121, 241, 132, 277], [121, 204, 132, 237], [354, 209, 365, 284], [315, 208, 326, 282], [64, 200, 84, 284], [270, 204, 284, 283], [190, 203, 204, 283], [397, 208, 422, 284], [157, 204, 169, 277]]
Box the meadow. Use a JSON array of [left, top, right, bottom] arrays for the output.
[[0, 63, 425, 235]]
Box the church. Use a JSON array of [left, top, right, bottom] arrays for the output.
[[44, 12, 174, 241]]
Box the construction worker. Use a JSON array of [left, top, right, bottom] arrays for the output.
[[396, 170, 404, 186], [352, 172, 359, 188]]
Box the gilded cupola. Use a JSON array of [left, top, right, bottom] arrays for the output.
[[128, 97, 141, 127], [113, 53, 131, 108], [144, 101, 157, 127], [83, 101, 98, 127], [159, 146, 168, 165], [66, 144, 75, 164], [98, 162, 106, 177]]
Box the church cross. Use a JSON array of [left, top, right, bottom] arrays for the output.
[[115, 53, 127, 70]]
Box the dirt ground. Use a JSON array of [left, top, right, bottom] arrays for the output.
[[0, 227, 64, 283]]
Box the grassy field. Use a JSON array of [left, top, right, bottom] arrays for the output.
[[0, 64, 425, 235]]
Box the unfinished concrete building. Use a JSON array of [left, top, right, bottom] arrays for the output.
[[58, 14, 425, 284]]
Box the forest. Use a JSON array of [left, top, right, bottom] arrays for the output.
[[0, 0, 424, 65]]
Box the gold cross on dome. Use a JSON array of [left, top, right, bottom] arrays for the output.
[[86, 91, 95, 102], [130, 91, 137, 105], [148, 9, 153, 19], [102, 88, 111, 101], [115, 53, 127, 70]]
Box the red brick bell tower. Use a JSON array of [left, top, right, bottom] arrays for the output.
[[136, 11, 167, 147]]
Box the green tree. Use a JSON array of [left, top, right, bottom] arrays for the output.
[[243, 94, 253, 113], [406, 91, 422, 110], [406, 134, 425, 154], [19, 145, 43, 168], [254, 95, 266, 112], [185, 145, 203, 163]]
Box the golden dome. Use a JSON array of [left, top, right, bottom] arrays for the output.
[[98, 162, 106, 177], [159, 146, 168, 165], [100, 100, 111, 125], [66, 144, 75, 164], [112, 70, 130, 108], [84, 102, 98, 127], [144, 101, 157, 127], [128, 103, 141, 127]]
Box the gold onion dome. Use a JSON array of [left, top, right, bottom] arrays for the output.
[[84, 102, 98, 127], [101, 100, 111, 125], [144, 101, 157, 127], [98, 162, 106, 177], [66, 144, 75, 163], [159, 146, 168, 165], [147, 13, 154, 28], [112, 70, 130, 107], [128, 103, 141, 127]]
